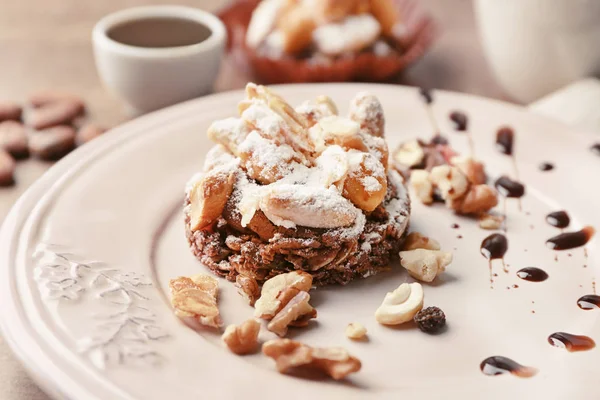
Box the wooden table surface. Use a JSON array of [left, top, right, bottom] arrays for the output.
[[0, 0, 506, 398]]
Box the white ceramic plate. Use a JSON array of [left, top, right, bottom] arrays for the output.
[[1, 84, 599, 400]]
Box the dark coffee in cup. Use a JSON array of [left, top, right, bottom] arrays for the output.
[[107, 17, 212, 48]]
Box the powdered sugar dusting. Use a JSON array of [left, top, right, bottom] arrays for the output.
[[312, 14, 381, 56]]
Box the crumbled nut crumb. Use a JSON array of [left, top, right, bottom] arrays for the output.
[[262, 339, 361, 380], [222, 319, 261, 355], [345, 323, 367, 340]]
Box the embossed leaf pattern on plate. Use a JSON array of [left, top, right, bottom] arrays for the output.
[[33, 243, 169, 369]]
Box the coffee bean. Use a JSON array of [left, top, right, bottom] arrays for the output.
[[0, 121, 29, 159], [25, 100, 84, 130], [28, 90, 85, 109], [76, 123, 106, 146], [0, 149, 16, 186], [28, 125, 75, 160], [0, 101, 22, 122]]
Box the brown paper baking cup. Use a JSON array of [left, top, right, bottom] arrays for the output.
[[218, 0, 437, 84]]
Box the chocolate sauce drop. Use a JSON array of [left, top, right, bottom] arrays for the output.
[[516, 267, 548, 282], [591, 143, 600, 156], [577, 295, 600, 310], [451, 223, 460, 229], [480, 356, 537, 378], [419, 87, 433, 104], [539, 162, 554, 171], [430, 134, 448, 145], [457, 235, 463, 239], [495, 176, 525, 198], [546, 226, 595, 250], [449, 111, 468, 131], [481, 233, 508, 259], [496, 127, 514, 155], [548, 332, 596, 352], [546, 211, 570, 229]]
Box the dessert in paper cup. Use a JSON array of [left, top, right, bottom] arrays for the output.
[[219, 0, 436, 83]]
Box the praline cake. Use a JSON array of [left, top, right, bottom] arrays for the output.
[[185, 83, 410, 286]]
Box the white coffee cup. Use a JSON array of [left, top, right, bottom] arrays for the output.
[[92, 6, 226, 115], [474, 0, 600, 103]]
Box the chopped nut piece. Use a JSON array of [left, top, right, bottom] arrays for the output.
[[222, 319, 261, 355], [399, 249, 452, 282], [414, 306, 446, 333], [478, 213, 505, 230], [345, 323, 367, 340], [410, 169, 434, 204], [450, 184, 498, 215], [188, 166, 237, 231], [393, 139, 424, 168], [261, 184, 358, 229], [429, 165, 469, 200], [451, 156, 487, 185], [375, 282, 424, 325], [170, 275, 222, 329], [403, 232, 441, 251], [268, 290, 316, 337], [235, 275, 260, 306], [262, 339, 361, 380], [309, 115, 366, 154], [254, 271, 313, 319], [349, 92, 385, 138], [343, 150, 387, 212]]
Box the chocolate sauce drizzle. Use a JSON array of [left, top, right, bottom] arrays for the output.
[[516, 267, 548, 282], [419, 87, 433, 104], [577, 294, 600, 310], [546, 226, 595, 250], [481, 233, 509, 286], [548, 332, 596, 352], [539, 162, 554, 171], [480, 356, 537, 378], [495, 176, 525, 198], [449, 111, 467, 131], [495, 127, 514, 155], [545, 211, 570, 229]]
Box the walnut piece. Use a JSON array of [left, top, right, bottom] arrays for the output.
[[222, 319, 261, 355], [345, 323, 367, 340], [254, 271, 313, 318], [403, 232, 441, 251], [169, 275, 222, 329], [235, 275, 260, 306], [262, 339, 361, 380], [268, 290, 316, 337], [254, 271, 316, 336], [399, 249, 452, 282]]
